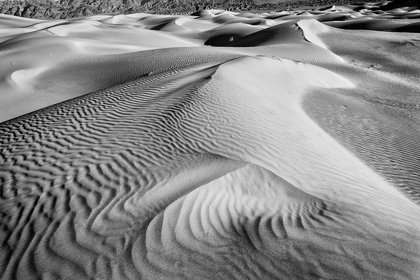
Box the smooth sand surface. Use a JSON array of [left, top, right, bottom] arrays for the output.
[[1, 3, 420, 279]]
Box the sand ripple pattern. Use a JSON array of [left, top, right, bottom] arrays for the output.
[[1, 5, 420, 279], [1, 56, 420, 279]]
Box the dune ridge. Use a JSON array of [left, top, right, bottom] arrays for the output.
[[1, 2, 420, 280]]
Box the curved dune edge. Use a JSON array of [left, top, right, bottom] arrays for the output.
[[1, 4, 420, 279], [297, 19, 330, 49], [1, 55, 420, 279]]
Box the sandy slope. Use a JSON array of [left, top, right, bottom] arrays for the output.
[[1, 3, 420, 280]]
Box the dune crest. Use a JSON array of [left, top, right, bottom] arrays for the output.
[[297, 19, 330, 49], [1, 2, 420, 279]]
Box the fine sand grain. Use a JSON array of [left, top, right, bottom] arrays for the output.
[[1, 3, 420, 280]]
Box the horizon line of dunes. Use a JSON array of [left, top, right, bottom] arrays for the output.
[[0, 0, 401, 18]]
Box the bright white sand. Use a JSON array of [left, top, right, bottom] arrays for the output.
[[1, 3, 420, 279]]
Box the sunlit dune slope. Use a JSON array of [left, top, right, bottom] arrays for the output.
[[1, 3, 420, 280]]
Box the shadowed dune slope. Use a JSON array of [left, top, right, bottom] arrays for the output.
[[1, 3, 420, 280]]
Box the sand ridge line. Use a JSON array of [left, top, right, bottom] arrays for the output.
[[1, 4, 420, 278]]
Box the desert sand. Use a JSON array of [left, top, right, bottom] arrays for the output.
[[1, 2, 420, 279]]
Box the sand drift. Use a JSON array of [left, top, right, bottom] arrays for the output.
[[1, 3, 420, 280]]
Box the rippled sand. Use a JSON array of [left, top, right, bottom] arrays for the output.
[[1, 3, 420, 279]]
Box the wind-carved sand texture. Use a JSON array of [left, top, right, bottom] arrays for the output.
[[1, 2, 420, 280]]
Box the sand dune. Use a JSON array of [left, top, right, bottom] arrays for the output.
[[1, 2, 420, 279]]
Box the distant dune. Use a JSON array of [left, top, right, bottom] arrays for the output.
[[1, 1, 420, 279], [1, 0, 367, 18]]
